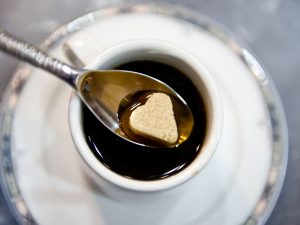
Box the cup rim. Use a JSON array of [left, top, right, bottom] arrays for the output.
[[69, 39, 223, 192]]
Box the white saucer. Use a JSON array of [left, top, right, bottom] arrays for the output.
[[0, 4, 288, 225]]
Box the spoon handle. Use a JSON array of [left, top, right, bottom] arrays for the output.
[[0, 30, 82, 87]]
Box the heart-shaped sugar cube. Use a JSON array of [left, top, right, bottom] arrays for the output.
[[129, 93, 178, 144]]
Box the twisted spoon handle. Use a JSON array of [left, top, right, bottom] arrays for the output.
[[0, 30, 82, 87]]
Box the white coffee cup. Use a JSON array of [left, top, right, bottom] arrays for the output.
[[68, 37, 223, 201]]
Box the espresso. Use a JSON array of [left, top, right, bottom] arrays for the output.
[[82, 60, 207, 180]]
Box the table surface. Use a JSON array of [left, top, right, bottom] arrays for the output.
[[0, 0, 299, 225]]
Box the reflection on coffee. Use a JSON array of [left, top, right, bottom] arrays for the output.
[[82, 60, 207, 180]]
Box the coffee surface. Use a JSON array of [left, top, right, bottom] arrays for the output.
[[82, 60, 207, 180]]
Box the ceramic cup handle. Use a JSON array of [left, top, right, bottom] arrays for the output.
[[63, 31, 105, 67]]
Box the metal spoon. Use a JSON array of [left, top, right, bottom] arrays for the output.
[[0, 30, 193, 147]]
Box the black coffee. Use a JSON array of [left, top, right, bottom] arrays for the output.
[[82, 60, 207, 180]]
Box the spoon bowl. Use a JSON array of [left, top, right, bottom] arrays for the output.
[[78, 69, 192, 146]]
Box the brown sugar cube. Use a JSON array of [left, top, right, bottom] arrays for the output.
[[129, 93, 178, 144]]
